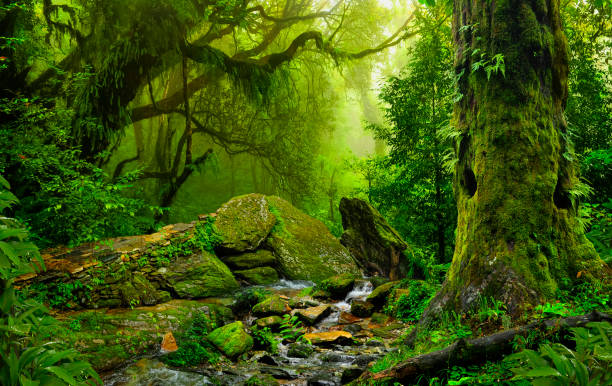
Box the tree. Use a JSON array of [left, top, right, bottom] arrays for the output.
[[422, 0, 610, 321], [371, 7, 456, 262]]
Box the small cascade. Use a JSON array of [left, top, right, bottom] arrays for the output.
[[269, 279, 314, 290], [319, 279, 374, 326], [334, 280, 374, 313]]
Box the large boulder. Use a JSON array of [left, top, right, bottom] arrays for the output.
[[234, 267, 279, 285], [222, 249, 277, 270], [339, 197, 408, 280], [215, 194, 276, 254], [252, 295, 291, 317], [207, 321, 253, 359], [156, 251, 239, 298], [265, 196, 360, 282]]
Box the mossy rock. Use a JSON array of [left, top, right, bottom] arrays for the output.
[[371, 312, 392, 325], [339, 197, 409, 280], [214, 194, 276, 254], [234, 267, 279, 285], [287, 343, 314, 358], [350, 300, 374, 317], [207, 321, 253, 359], [264, 196, 360, 282], [366, 281, 400, 307], [319, 273, 356, 299], [222, 249, 277, 270], [157, 251, 239, 298], [254, 315, 283, 330], [245, 374, 279, 385], [252, 295, 290, 317]]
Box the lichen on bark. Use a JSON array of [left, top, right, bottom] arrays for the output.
[[422, 0, 610, 321]]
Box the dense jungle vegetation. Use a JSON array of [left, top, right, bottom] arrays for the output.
[[0, 0, 610, 384]]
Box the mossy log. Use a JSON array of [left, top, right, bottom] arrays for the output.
[[357, 312, 612, 384], [423, 0, 611, 320]]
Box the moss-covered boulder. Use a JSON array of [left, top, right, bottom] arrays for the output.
[[319, 273, 356, 299], [254, 315, 283, 330], [350, 300, 374, 317], [222, 249, 277, 270], [234, 267, 279, 285], [207, 321, 253, 359], [156, 251, 239, 298], [339, 197, 409, 280], [264, 196, 360, 281], [252, 295, 291, 317], [215, 194, 276, 254], [366, 281, 399, 308], [287, 343, 314, 358]]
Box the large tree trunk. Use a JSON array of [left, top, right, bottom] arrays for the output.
[[422, 0, 609, 321]]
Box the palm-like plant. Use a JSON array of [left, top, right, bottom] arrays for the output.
[[0, 175, 101, 385]]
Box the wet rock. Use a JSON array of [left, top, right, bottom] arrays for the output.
[[342, 324, 362, 335], [264, 196, 360, 281], [318, 273, 356, 299], [214, 194, 276, 253], [338, 312, 362, 324], [339, 197, 408, 280], [366, 281, 399, 307], [287, 343, 314, 358], [157, 251, 239, 298], [254, 315, 283, 330], [366, 339, 385, 347], [245, 374, 279, 385], [341, 367, 363, 384], [222, 249, 277, 270], [371, 312, 392, 325], [252, 295, 291, 317], [207, 321, 253, 359], [161, 331, 178, 353], [350, 300, 374, 317], [257, 354, 278, 366], [289, 297, 320, 309], [293, 305, 331, 325], [353, 354, 379, 368], [304, 331, 353, 346], [259, 366, 297, 379], [234, 267, 279, 285], [307, 375, 337, 386]]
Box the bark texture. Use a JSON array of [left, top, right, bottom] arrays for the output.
[[423, 0, 609, 321]]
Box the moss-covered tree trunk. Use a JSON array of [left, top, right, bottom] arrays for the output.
[[422, 0, 610, 320]]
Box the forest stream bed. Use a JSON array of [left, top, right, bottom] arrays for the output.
[[95, 279, 401, 386]]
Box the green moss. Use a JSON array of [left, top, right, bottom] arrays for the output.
[[252, 295, 289, 317], [206, 321, 253, 359], [234, 267, 279, 285]]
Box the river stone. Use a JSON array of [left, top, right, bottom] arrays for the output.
[[366, 281, 399, 307], [254, 315, 283, 330], [339, 197, 409, 280], [245, 374, 279, 385], [293, 304, 331, 325], [252, 295, 291, 317], [341, 367, 363, 384], [319, 273, 356, 299], [207, 321, 253, 359], [350, 300, 374, 317], [215, 194, 276, 253], [338, 312, 362, 324], [287, 342, 314, 358], [264, 196, 360, 281], [222, 249, 276, 269], [304, 331, 353, 346], [157, 251, 239, 298], [234, 267, 279, 285], [371, 312, 392, 325]]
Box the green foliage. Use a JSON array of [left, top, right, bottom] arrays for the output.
[[505, 322, 612, 385], [162, 313, 221, 367], [579, 199, 612, 263], [0, 176, 100, 385], [252, 327, 278, 354], [384, 281, 437, 322], [279, 314, 307, 343], [231, 287, 271, 316], [22, 280, 88, 309], [0, 97, 160, 247], [366, 7, 456, 263]]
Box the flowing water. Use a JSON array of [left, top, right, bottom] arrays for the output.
[[104, 279, 393, 386]]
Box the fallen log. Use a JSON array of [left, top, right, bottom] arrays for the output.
[[356, 311, 612, 384]]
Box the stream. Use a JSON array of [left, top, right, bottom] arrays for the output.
[[104, 279, 395, 386]]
